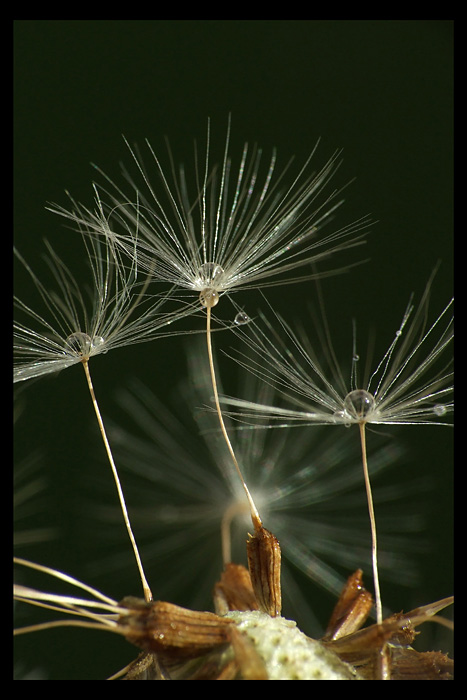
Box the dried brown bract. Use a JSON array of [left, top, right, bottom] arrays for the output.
[[113, 534, 453, 680], [322, 570, 454, 680]]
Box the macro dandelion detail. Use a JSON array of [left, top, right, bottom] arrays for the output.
[[13, 118, 453, 680]]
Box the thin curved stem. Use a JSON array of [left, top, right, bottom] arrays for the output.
[[205, 306, 262, 531], [359, 422, 382, 625], [81, 359, 152, 602]]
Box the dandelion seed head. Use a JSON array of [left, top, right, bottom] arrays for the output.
[[14, 236, 203, 384], [48, 118, 371, 315], [61, 332, 110, 361], [223, 275, 453, 430]]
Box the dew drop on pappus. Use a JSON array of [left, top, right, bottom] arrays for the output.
[[64, 332, 92, 356], [234, 312, 250, 326], [343, 389, 376, 421], [434, 404, 447, 416], [199, 288, 220, 308], [197, 262, 225, 286]]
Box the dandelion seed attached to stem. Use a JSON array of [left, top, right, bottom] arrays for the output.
[[221, 272, 453, 624], [47, 117, 372, 536], [14, 231, 203, 603]]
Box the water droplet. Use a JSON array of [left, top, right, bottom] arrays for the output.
[[91, 335, 108, 354], [343, 389, 376, 421], [197, 262, 224, 286], [395, 329, 402, 337], [352, 354, 360, 362], [234, 311, 250, 325], [199, 288, 220, 308], [64, 332, 92, 357], [333, 409, 351, 428], [198, 263, 224, 307], [433, 404, 447, 416]]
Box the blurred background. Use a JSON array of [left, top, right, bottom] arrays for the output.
[[14, 20, 453, 679]]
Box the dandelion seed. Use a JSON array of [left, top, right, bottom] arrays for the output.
[[47, 117, 372, 538], [49, 117, 370, 301], [14, 231, 201, 604], [14, 221, 200, 384], [221, 272, 453, 625]]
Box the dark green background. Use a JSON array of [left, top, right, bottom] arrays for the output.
[[14, 20, 453, 680]]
